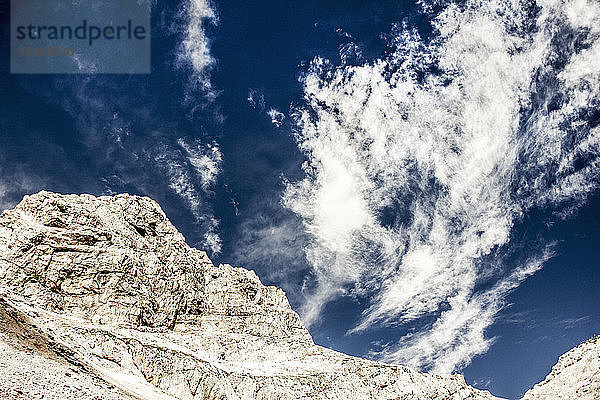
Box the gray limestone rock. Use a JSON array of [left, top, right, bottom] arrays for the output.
[[521, 336, 600, 400]]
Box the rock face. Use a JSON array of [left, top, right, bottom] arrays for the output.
[[0, 191, 503, 399], [521, 336, 600, 400]]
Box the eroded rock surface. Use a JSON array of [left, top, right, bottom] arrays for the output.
[[0, 191, 502, 399], [521, 336, 600, 400]]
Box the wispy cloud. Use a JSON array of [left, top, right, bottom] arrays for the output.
[[176, 0, 218, 97], [556, 316, 592, 330], [267, 108, 285, 127], [369, 251, 552, 373], [177, 138, 222, 191], [283, 0, 600, 373], [153, 138, 223, 254], [247, 88, 266, 112], [229, 198, 311, 302], [0, 172, 43, 212]]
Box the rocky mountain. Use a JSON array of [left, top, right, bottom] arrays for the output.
[[0, 191, 594, 400], [521, 336, 600, 400]]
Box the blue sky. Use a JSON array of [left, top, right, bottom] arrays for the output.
[[1, 1, 599, 399]]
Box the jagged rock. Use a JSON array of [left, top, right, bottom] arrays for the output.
[[521, 336, 600, 400], [0, 300, 138, 400], [0, 191, 503, 399]]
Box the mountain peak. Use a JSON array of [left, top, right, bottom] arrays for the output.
[[0, 191, 576, 400]]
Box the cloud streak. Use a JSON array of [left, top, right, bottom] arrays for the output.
[[176, 0, 218, 97], [283, 0, 600, 373], [153, 138, 223, 254]]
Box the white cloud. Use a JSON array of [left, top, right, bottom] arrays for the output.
[[247, 88, 266, 111], [177, 0, 217, 93], [283, 0, 600, 373], [370, 250, 552, 373], [153, 138, 223, 255], [267, 108, 285, 127], [177, 138, 222, 190]]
